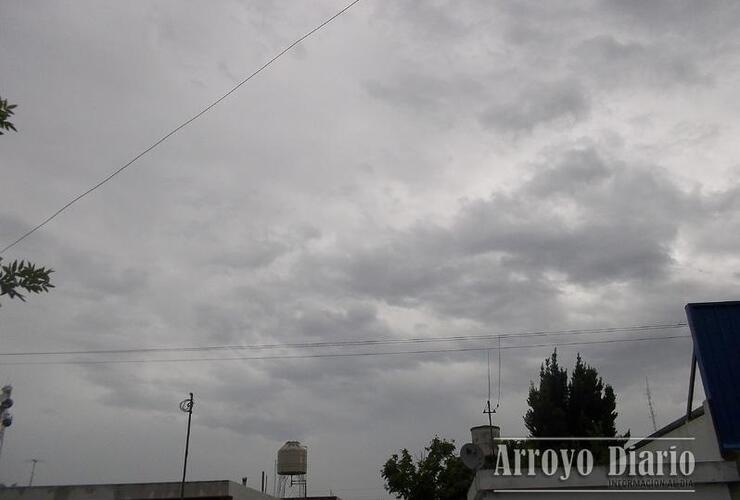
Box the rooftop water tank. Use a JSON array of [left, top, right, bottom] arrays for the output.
[[277, 441, 307, 475]]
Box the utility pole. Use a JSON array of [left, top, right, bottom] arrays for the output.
[[273, 460, 277, 496], [0, 385, 14, 468], [179, 393, 194, 500], [482, 347, 501, 464]]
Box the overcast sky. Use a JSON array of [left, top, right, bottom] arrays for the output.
[[1, 1, 739, 498]]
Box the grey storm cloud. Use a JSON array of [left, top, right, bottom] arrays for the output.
[[2, 1, 740, 497], [212, 241, 290, 270], [600, 0, 740, 39], [362, 72, 484, 125], [300, 144, 699, 326], [572, 35, 712, 88], [364, 74, 590, 134], [478, 80, 590, 133]]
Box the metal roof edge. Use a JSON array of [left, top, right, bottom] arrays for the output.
[[630, 405, 705, 450]]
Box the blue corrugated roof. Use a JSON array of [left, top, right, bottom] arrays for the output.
[[685, 301, 740, 456]]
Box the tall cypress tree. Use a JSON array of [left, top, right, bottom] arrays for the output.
[[524, 349, 569, 438], [568, 354, 618, 437], [524, 350, 628, 460]]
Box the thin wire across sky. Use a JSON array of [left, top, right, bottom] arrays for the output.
[[0, 322, 687, 357], [0, 324, 690, 366], [0, 0, 363, 255]]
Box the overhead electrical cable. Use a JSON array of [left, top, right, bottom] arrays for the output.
[[0, 322, 687, 357], [0, 334, 690, 366], [0, 0, 363, 255]]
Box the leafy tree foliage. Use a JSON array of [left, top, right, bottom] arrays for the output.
[[0, 258, 54, 306], [0, 96, 54, 307], [524, 350, 628, 461], [382, 436, 473, 500], [0, 96, 18, 134]]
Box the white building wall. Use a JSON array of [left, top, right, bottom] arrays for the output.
[[639, 401, 723, 461], [468, 401, 740, 500], [0, 481, 277, 500]]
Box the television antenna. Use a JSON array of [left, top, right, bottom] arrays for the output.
[[645, 377, 658, 432], [482, 338, 501, 454], [461, 338, 503, 469]]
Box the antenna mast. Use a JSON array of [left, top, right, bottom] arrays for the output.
[[482, 338, 502, 459], [645, 377, 658, 432], [461, 338, 503, 472]]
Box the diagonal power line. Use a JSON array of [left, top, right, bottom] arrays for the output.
[[0, 0, 363, 255]]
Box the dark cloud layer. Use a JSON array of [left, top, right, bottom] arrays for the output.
[[1, 2, 739, 499]]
